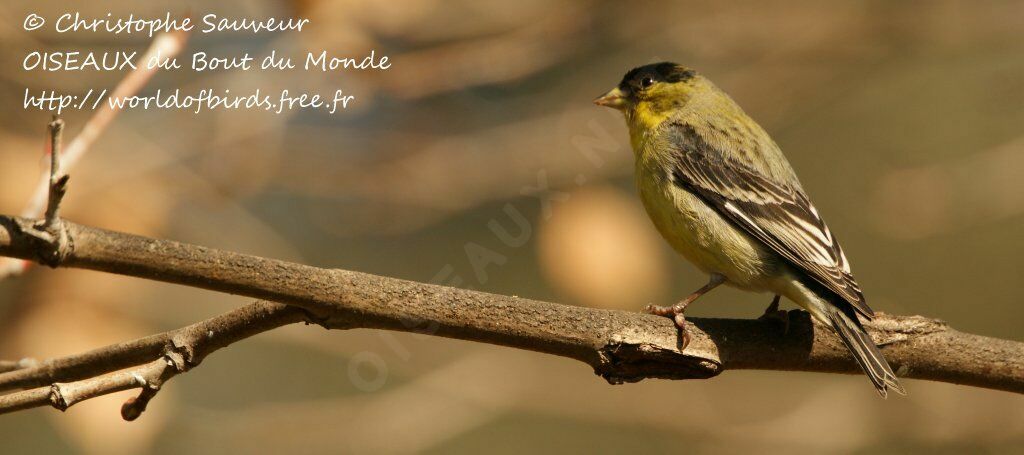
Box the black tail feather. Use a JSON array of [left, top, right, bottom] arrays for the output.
[[826, 308, 905, 397]]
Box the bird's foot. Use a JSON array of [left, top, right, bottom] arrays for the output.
[[644, 303, 691, 349], [758, 295, 789, 334]]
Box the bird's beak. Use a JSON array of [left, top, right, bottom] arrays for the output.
[[593, 87, 627, 110]]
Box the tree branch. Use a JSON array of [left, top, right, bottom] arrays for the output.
[[0, 301, 307, 418], [0, 214, 1022, 414]]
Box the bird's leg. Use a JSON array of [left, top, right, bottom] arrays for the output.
[[758, 294, 789, 334], [645, 273, 726, 348], [763, 294, 781, 314]]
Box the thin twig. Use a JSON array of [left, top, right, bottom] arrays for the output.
[[0, 301, 307, 419], [43, 116, 65, 228], [39, 117, 70, 259]]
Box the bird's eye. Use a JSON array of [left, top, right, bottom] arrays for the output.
[[639, 76, 655, 89]]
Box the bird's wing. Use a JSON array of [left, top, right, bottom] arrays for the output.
[[667, 122, 871, 317]]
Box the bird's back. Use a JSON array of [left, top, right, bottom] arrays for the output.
[[669, 80, 804, 193]]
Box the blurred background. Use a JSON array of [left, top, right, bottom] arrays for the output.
[[1, 0, 1023, 453]]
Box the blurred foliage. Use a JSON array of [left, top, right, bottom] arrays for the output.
[[1, 0, 1023, 453]]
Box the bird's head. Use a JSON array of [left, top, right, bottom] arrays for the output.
[[594, 62, 704, 127]]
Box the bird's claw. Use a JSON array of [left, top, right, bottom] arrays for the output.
[[674, 313, 691, 349], [645, 304, 691, 350]]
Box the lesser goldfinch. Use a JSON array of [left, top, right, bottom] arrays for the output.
[[595, 62, 904, 397]]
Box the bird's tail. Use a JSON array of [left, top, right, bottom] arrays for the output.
[[826, 306, 905, 398]]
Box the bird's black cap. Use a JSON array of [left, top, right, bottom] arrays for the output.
[[619, 62, 697, 90]]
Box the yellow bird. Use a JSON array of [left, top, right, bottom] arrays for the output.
[[595, 62, 904, 397]]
